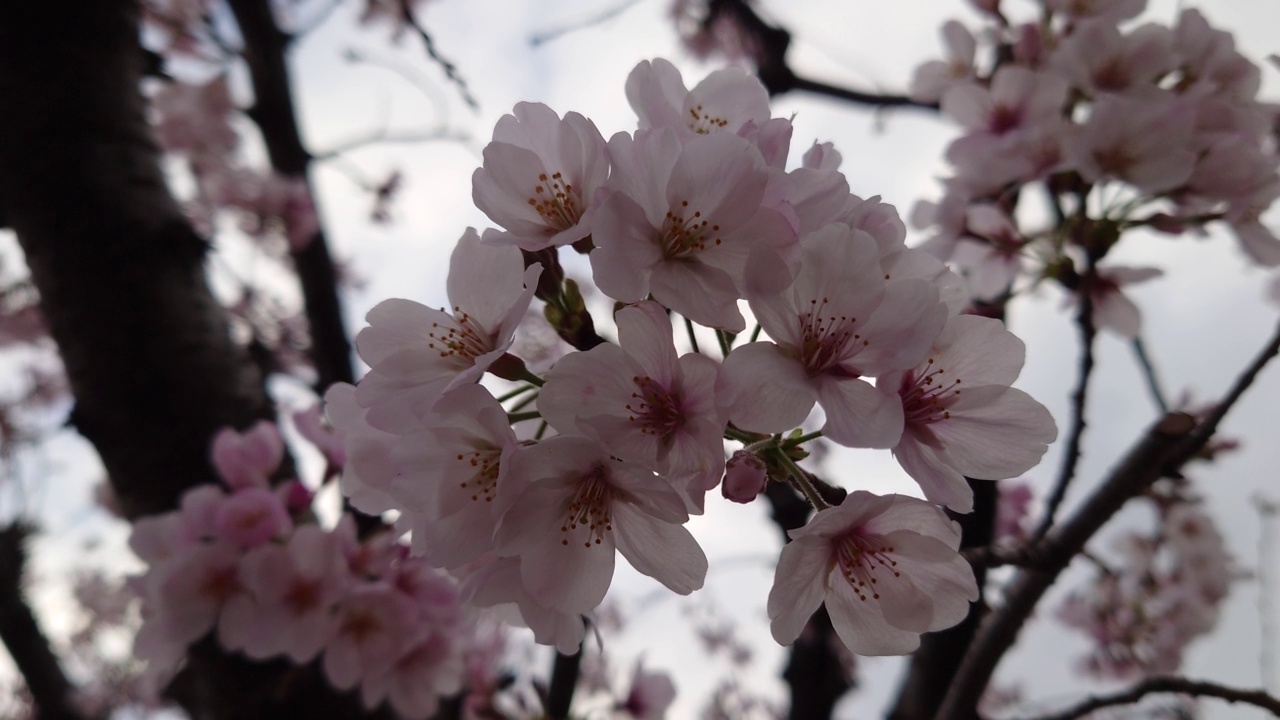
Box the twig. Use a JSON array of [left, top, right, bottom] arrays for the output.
[[1010, 676, 1280, 720], [1031, 264, 1098, 542], [937, 318, 1280, 720], [398, 0, 478, 110], [529, 0, 640, 46], [312, 126, 469, 162], [1131, 336, 1169, 413]]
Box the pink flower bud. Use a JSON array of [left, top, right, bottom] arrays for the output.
[[211, 421, 284, 490], [722, 451, 767, 504], [280, 479, 314, 512], [215, 487, 291, 549]]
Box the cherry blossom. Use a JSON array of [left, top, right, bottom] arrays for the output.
[[768, 492, 978, 655], [880, 314, 1057, 512], [538, 300, 726, 510], [493, 436, 707, 614], [472, 102, 610, 251], [625, 58, 770, 141], [720, 223, 944, 448], [353, 228, 541, 431]]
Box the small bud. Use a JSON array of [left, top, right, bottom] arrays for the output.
[[722, 450, 768, 504]]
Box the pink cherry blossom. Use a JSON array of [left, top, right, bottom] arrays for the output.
[[472, 102, 609, 251], [353, 228, 541, 431], [910, 21, 979, 103], [1065, 91, 1197, 194], [213, 486, 291, 550], [589, 128, 794, 332], [323, 383, 401, 517], [768, 491, 978, 655], [625, 58, 770, 141], [388, 383, 518, 566], [618, 663, 677, 719], [538, 300, 726, 511], [880, 314, 1057, 512], [493, 436, 707, 614], [460, 554, 588, 654], [720, 223, 944, 448], [323, 583, 417, 691]]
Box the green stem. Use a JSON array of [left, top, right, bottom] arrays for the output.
[[772, 448, 830, 511], [507, 411, 542, 424]]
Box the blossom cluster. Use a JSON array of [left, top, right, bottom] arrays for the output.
[[911, 1, 1280, 334], [326, 57, 1058, 658], [1057, 497, 1244, 678], [128, 421, 466, 720]]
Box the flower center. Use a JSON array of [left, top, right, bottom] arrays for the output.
[[561, 464, 616, 548], [660, 200, 721, 258], [797, 296, 866, 375], [900, 358, 962, 428], [625, 375, 683, 439], [428, 309, 491, 365], [687, 103, 730, 134], [833, 533, 900, 602], [455, 446, 502, 503], [526, 171, 581, 232]]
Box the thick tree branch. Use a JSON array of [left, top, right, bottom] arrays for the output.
[[1012, 676, 1280, 720], [937, 318, 1280, 720], [0, 524, 90, 720]]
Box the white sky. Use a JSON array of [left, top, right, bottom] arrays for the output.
[[14, 0, 1280, 719]]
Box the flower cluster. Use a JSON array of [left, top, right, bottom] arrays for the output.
[[129, 421, 466, 719], [327, 57, 1057, 658], [1057, 497, 1244, 678], [911, 2, 1280, 332]]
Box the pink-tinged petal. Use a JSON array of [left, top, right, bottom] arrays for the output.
[[472, 144, 559, 241], [1093, 289, 1143, 338], [816, 377, 904, 449], [613, 503, 707, 595], [356, 299, 450, 366], [665, 133, 767, 232], [538, 345, 635, 439], [931, 315, 1025, 387], [626, 59, 689, 132], [871, 495, 963, 547], [616, 301, 679, 384], [446, 229, 528, 330], [826, 573, 921, 656], [934, 385, 1057, 479], [1232, 220, 1280, 266], [589, 193, 661, 303], [720, 342, 816, 433], [850, 280, 946, 376], [873, 571, 934, 633], [893, 436, 974, 513], [520, 531, 616, 613], [767, 537, 832, 645], [649, 260, 745, 332]]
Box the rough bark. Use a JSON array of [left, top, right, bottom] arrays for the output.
[[0, 3, 386, 718]]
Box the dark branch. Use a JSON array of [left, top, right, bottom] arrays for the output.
[[545, 650, 582, 720], [1012, 677, 1280, 720], [398, 0, 479, 110], [1131, 336, 1169, 413], [0, 524, 91, 720]]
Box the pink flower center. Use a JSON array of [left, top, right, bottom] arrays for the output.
[[832, 532, 900, 602], [899, 358, 962, 428], [428, 310, 491, 364], [526, 171, 581, 231], [561, 465, 617, 548], [797, 297, 866, 375], [660, 200, 721, 258], [455, 447, 502, 503], [625, 375, 683, 439]]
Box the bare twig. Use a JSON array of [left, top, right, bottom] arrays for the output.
[[529, 0, 640, 46], [1011, 676, 1280, 720], [1032, 262, 1098, 542], [398, 0, 478, 110], [1131, 336, 1169, 413], [313, 126, 470, 161]]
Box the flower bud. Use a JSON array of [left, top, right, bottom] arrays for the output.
[[722, 450, 767, 504]]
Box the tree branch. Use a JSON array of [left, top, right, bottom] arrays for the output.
[[1012, 676, 1280, 720], [937, 318, 1280, 720], [0, 524, 91, 720]]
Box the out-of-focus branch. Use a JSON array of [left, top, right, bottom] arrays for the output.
[[1011, 676, 1280, 720], [1131, 336, 1169, 413], [1032, 266, 1097, 542], [0, 524, 91, 720], [225, 0, 355, 394], [545, 650, 582, 720], [397, 0, 479, 110], [938, 318, 1280, 720], [703, 0, 938, 110]]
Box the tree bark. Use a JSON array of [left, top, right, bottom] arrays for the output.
[[0, 4, 387, 718]]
